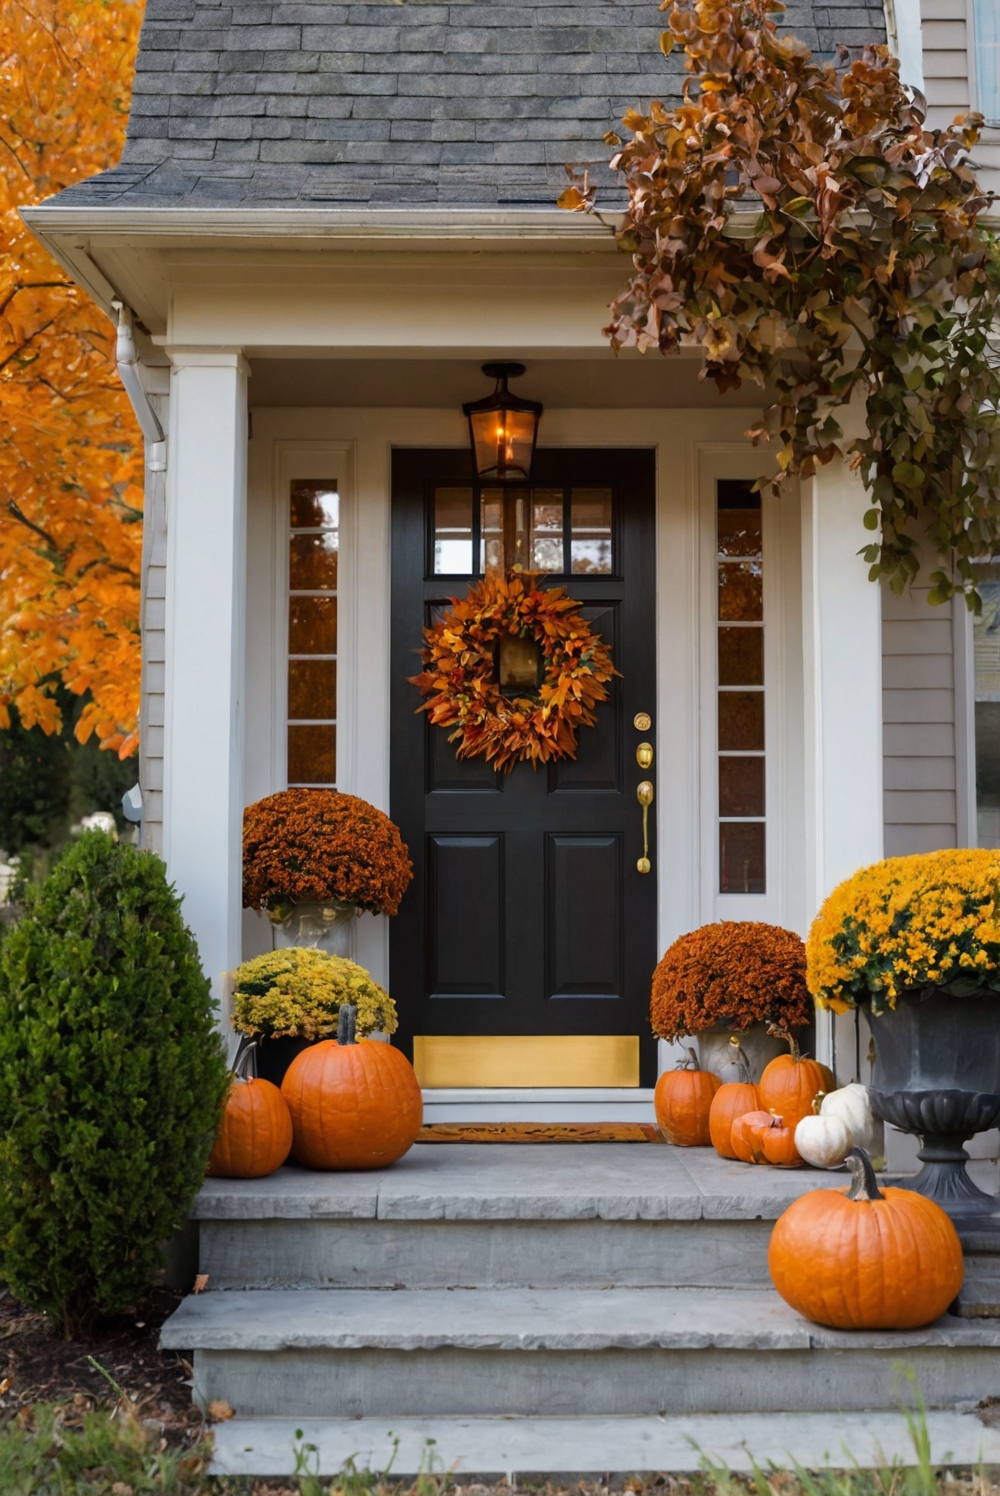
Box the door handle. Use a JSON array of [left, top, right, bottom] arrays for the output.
[[636, 780, 654, 874]]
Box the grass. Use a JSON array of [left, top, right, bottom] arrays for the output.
[[2, 1391, 999, 1496]]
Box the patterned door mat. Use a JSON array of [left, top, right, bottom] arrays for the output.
[[416, 1122, 665, 1143]]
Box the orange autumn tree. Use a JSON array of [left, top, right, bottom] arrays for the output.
[[0, 0, 144, 757]]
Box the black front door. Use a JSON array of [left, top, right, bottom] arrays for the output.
[[390, 448, 658, 1087]]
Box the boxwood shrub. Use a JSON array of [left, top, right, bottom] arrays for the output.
[[0, 831, 229, 1334]]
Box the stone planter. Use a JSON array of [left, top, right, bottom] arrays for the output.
[[866, 988, 1000, 1218], [697, 1022, 786, 1084], [267, 901, 357, 957]]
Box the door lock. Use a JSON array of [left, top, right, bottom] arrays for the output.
[[636, 780, 654, 874], [636, 742, 654, 770]]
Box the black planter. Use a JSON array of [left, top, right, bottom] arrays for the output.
[[866, 989, 1000, 1218], [241, 1034, 316, 1089]]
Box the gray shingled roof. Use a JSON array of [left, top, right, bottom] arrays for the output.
[[51, 0, 886, 210]]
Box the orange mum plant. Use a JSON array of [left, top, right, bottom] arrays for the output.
[[410, 570, 617, 774], [651, 921, 812, 1042], [243, 789, 413, 917]]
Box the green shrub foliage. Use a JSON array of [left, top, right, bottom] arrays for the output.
[[0, 832, 229, 1333]]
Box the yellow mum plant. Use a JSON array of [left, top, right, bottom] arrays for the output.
[[231, 948, 397, 1040], [807, 849, 1000, 1015]]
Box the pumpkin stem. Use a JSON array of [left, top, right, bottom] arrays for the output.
[[681, 1044, 700, 1071], [337, 1003, 358, 1046], [727, 1037, 752, 1085], [812, 1091, 825, 1115], [234, 1041, 258, 1082], [767, 1023, 800, 1062], [845, 1147, 884, 1202]]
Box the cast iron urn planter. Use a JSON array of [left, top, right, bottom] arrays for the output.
[[866, 989, 1000, 1218]]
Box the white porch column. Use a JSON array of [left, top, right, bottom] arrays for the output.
[[801, 454, 883, 1078], [163, 348, 249, 1023]]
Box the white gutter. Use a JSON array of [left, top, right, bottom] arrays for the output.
[[113, 301, 166, 472]]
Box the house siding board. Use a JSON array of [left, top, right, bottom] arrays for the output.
[[882, 584, 959, 858], [49, 0, 886, 208]]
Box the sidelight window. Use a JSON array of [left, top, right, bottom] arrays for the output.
[[717, 480, 765, 893], [287, 480, 338, 786], [974, 563, 1000, 845]]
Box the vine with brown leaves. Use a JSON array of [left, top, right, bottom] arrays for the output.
[[561, 0, 1000, 605]]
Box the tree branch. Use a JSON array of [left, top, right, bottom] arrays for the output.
[[6, 498, 64, 557]]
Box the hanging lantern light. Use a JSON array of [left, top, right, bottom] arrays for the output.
[[463, 362, 543, 483]]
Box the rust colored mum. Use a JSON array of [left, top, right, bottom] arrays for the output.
[[243, 789, 413, 916], [650, 921, 812, 1042]]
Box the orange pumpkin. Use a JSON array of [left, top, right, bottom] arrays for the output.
[[654, 1047, 721, 1146], [759, 1026, 828, 1131], [708, 1049, 761, 1159], [282, 1003, 423, 1170], [207, 1044, 293, 1179], [731, 1108, 774, 1164], [769, 1148, 964, 1329], [759, 1113, 802, 1168]]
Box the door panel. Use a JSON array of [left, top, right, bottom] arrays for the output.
[[390, 447, 658, 1086]]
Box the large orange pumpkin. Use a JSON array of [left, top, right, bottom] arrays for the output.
[[759, 1026, 829, 1131], [654, 1048, 721, 1146], [769, 1148, 964, 1329], [282, 1003, 423, 1170], [207, 1044, 293, 1179], [708, 1049, 761, 1159]]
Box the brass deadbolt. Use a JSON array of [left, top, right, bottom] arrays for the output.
[[633, 711, 652, 732]]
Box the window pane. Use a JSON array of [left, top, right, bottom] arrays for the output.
[[289, 596, 337, 654], [719, 626, 763, 685], [288, 724, 337, 784], [571, 488, 613, 574], [719, 562, 763, 620], [288, 659, 337, 720], [719, 756, 765, 817], [717, 509, 762, 559], [434, 487, 473, 575], [974, 0, 1000, 125], [290, 533, 338, 590], [719, 821, 766, 894], [718, 691, 764, 751], [974, 568, 1000, 845], [481, 489, 504, 575], [291, 482, 338, 529], [531, 489, 564, 573]]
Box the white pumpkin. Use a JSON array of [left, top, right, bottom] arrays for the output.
[[819, 1083, 875, 1150], [794, 1112, 852, 1168]]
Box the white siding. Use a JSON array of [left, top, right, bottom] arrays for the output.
[[882, 582, 959, 855], [139, 377, 169, 855], [918, 0, 1000, 198]]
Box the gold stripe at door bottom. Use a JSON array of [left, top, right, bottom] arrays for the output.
[[413, 1034, 640, 1089]]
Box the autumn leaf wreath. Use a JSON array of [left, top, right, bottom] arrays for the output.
[[409, 570, 617, 774]]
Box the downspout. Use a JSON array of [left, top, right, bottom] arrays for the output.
[[112, 300, 167, 472]]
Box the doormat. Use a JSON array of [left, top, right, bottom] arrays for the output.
[[416, 1122, 665, 1143]]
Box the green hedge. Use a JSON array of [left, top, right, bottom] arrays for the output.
[[0, 831, 229, 1334]]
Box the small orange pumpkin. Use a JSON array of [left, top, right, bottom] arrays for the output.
[[769, 1148, 964, 1329], [282, 1003, 423, 1170], [654, 1046, 721, 1146], [708, 1049, 761, 1159], [759, 1113, 802, 1168], [759, 1026, 828, 1131], [731, 1108, 774, 1163], [206, 1043, 293, 1179]]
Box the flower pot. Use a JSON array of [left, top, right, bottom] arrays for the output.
[[268, 901, 356, 957], [243, 1029, 390, 1089], [698, 1021, 786, 1084], [866, 988, 1000, 1218]]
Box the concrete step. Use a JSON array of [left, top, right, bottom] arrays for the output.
[[193, 1147, 844, 1292], [954, 1223, 1000, 1318], [209, 1410, 1000, 1479], [160, 1286, 1000, 1418]]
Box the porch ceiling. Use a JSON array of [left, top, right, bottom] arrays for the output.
[[248, 355, 769, 410]]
